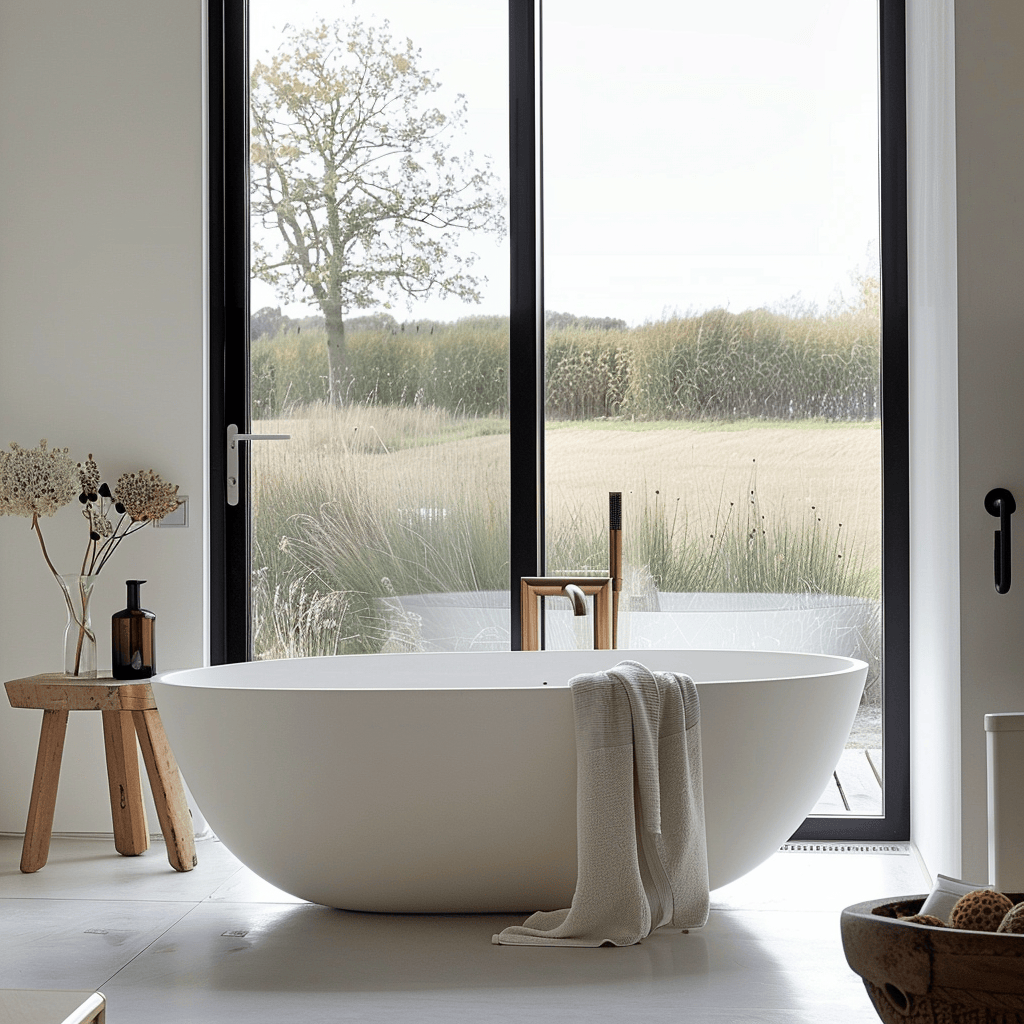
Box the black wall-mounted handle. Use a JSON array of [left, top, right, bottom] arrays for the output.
[[985, 488, 1016, 594]]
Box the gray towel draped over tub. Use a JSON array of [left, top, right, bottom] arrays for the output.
[[493, 660, 709, 947]]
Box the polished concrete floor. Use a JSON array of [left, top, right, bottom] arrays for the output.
[[0, 834, 929, 1022]]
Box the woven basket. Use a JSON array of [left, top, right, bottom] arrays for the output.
[[841, 895, 1024, 1024]]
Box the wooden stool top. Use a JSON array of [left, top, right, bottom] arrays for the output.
[[4, 673, 156, 712]]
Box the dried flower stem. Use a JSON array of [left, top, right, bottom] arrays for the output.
[[69, 575, 91, 674], [30, 513, 63, 583], [89, 516, 146, 576], [32, 512, 95, 675]]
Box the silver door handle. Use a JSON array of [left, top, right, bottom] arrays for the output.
[[226, 423, 290, 506]]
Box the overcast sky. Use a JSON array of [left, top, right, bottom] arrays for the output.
[[249, 0, 878, 327]]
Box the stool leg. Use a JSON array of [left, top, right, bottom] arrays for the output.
[[21, 709, 69, 873], [101, 709, 149, 856], [132, 709, 196, 872]]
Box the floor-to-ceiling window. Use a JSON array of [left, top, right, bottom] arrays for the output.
[[244, 0, 511, 659], [210, 0, 908, 839]]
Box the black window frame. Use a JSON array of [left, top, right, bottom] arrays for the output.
[[208, 0, 909, 841]]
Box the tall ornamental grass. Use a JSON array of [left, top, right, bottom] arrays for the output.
[[250, 404, 509, 656], [253, 318, 509, 417], [623, 307, 878, 421], [251, 305, 878, 422], [547, 481, 877, 601]]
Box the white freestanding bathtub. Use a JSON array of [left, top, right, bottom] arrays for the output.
[[152, 649, 866, 913]]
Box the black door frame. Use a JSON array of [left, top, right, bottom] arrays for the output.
[[208, 0, 910, 841], [793, 0, 909, 842]]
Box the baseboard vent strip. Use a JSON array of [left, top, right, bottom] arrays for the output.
[[780, 843, 911, 855]]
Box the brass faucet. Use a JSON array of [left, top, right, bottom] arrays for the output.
[[519, 576, 613, 651], [561, 583, 588, 616]]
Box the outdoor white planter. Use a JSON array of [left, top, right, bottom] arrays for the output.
[[385, 589, 880, 682]]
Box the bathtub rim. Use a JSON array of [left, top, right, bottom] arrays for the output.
[[153, 647, 869, 692]]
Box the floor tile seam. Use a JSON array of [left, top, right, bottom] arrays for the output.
[[0, 834, 220, 842], [97, 900, 208, 990], [201, 899, 314, 905], [197, 863, 267, 902], [0, 895, 213, 906], [197, 898, 321, 909], [196, 864, 240, 901]]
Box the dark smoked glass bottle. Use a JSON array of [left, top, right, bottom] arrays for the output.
[[112, 580, 156, 679]]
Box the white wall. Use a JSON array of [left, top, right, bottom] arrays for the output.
[[2, 0, 1022, 871], [0, 0, 206, 833], [909, 0, 1024, 884], [951, 0, 1024, 883], [907, 0, 961, 881]]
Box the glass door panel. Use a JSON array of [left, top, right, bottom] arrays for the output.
[[248, 0, 510, 657], [542, 0, 883, 815]]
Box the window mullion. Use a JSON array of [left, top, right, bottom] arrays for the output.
[[508, 0, 544, 649]]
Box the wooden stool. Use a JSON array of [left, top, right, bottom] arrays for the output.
[[4, 673, 196, 874]]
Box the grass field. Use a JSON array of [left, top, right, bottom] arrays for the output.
[[545, 418, 881, 585], [249, 405, 881, 657]]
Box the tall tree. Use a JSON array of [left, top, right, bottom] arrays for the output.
[[250, 17, 506, 403]]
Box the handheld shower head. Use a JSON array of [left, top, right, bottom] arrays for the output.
[[609, 491, 622, 531], [609, 492, 623, 648]]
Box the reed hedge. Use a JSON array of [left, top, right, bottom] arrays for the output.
[[251, 306, 879, 422]]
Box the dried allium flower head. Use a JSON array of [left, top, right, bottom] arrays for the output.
[[0, 440, 79, 518], [77, 454, 100, 499], [113, 470, 181, 522]]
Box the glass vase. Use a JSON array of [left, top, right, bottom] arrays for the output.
[[59, 573, 98, 678]]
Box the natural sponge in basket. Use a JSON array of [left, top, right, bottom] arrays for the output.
[[998, 902, 1024, 934], [948, 889, 1014, 932]]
